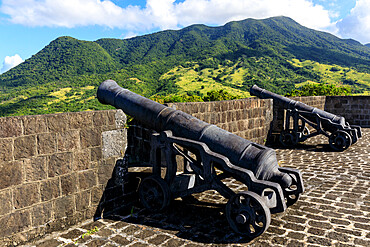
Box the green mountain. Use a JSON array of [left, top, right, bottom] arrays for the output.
[[1, 16, 370, 116]]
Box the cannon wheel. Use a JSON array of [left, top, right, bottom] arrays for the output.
[[329, 130, 352, 151], [226, 191, 271, 238], [138, 175, 171, 212], [279, 130, 298, 147]]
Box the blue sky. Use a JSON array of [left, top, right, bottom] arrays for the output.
[[1, 0, 369, 74]]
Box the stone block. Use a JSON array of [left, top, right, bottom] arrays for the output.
[[90, 147, 102, 162], [248, 119, 255, 128], [13, 183, 40, 209], [0, 160, 23, 190], [76, 190, 91, 212], [40, 178, 60, 201], [191, 104, 199, 114], [48, 152, 73, 177], [79, 170, 97, 190], [37, 133, 57, 155], [47, 113, 69, 132], [54, 195, 75, 219], [57, 130, 80, 152], [209, 113, 219, 124], [102, 129, 127, 159], [32, 202, 52, 226], [24, 156, 47, 182], [226, 111, 232, 122], [73, 150, 90, 171], [84, 206, 97, 219], [60, 228, 85, 240], [0, 138, 13, 161], [220, 112, 227, 123], [93, 111, 107, 127], [107, 111, 116, 125], [237, 121, 245, 131], [0, 117, 23, 138], [199, 102, 206, 112], [221, 102, 228, 112], [115, 110, 126, 129], [22, 115, 48, 135], [203, 114, 211, 124], [69, 111, 93, 129], [98, 159, 115, 186], [14, 135, 36, 159], [80, 128, 101, 148], [0, 210, 31, 238], [61, 174, 78, 196], [0, 189, 12, 216], [229, 121, 237, 133], [91, 185, 104, 205]]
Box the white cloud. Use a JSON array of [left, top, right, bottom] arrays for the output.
[[175, 0, 333, 31], [0, 0, 336, 35], [146, 0, 178, 29], [1, 0, 150, 30], [1, 54, 24, 74], [336, 0, 370, 44]]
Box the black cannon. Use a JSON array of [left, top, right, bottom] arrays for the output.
[[250, 85, 362, 151], [97, 80, 304, 238]]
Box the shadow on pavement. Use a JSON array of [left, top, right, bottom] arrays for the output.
[[95, 161, 255, 244], [118, 194, 253, 244]]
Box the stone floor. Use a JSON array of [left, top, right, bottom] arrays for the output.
[[24, 129, 369, 247]]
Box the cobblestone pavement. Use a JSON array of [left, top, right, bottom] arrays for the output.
[[25, 129, 369, 247]]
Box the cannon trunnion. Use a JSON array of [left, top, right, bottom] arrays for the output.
[[250, 85, 362, 151], [97, 80, 304, 239]]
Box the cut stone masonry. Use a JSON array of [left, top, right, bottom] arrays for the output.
[[0, 95, 369, 246]]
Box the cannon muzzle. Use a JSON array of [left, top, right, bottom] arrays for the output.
[[98, 80, 293, 188], [250, 84, 361, 150], [250, 85, 345, 126]]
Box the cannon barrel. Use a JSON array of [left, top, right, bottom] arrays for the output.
[[97, 80, 292, 188], [250, 85, 346, 127]]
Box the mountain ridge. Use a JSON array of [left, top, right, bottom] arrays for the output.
[[1, 16, 370, 117]]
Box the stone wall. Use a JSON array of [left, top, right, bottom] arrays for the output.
[[127, 95, 370, 164], [271, 96, 327, 133], [167, 98, 274, 144], [325, 96, 370, 127], [270, 95, 370, 134], [126, 98, 274, 165], [0, 110, 127, 245], [0, 95, 369, 244]]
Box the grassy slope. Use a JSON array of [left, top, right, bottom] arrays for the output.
[[2, 58, 370, 116], [289, 59, 370, 94], [1, 17, 370, 116]]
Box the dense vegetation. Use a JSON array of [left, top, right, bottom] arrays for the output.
[[286, 83, 352, 96], [1, 16, 370, 116]]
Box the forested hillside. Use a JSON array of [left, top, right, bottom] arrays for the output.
[[1, 16, 370, 116]]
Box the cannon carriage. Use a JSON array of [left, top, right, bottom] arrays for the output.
[[250, 85, 362, 151], [97, 80, 304, 239]]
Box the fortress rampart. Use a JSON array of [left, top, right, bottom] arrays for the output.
[[0, 95, 369, 245]]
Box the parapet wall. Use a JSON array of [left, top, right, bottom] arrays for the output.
[[0, 110, 127, 245], [271, 95, 370, 133], [325, 96, 370, 127], [0, 95, 369, 244], [271, 96, 327, 133], [167, 97, 274, 144], [127, 98, 274, 164]]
